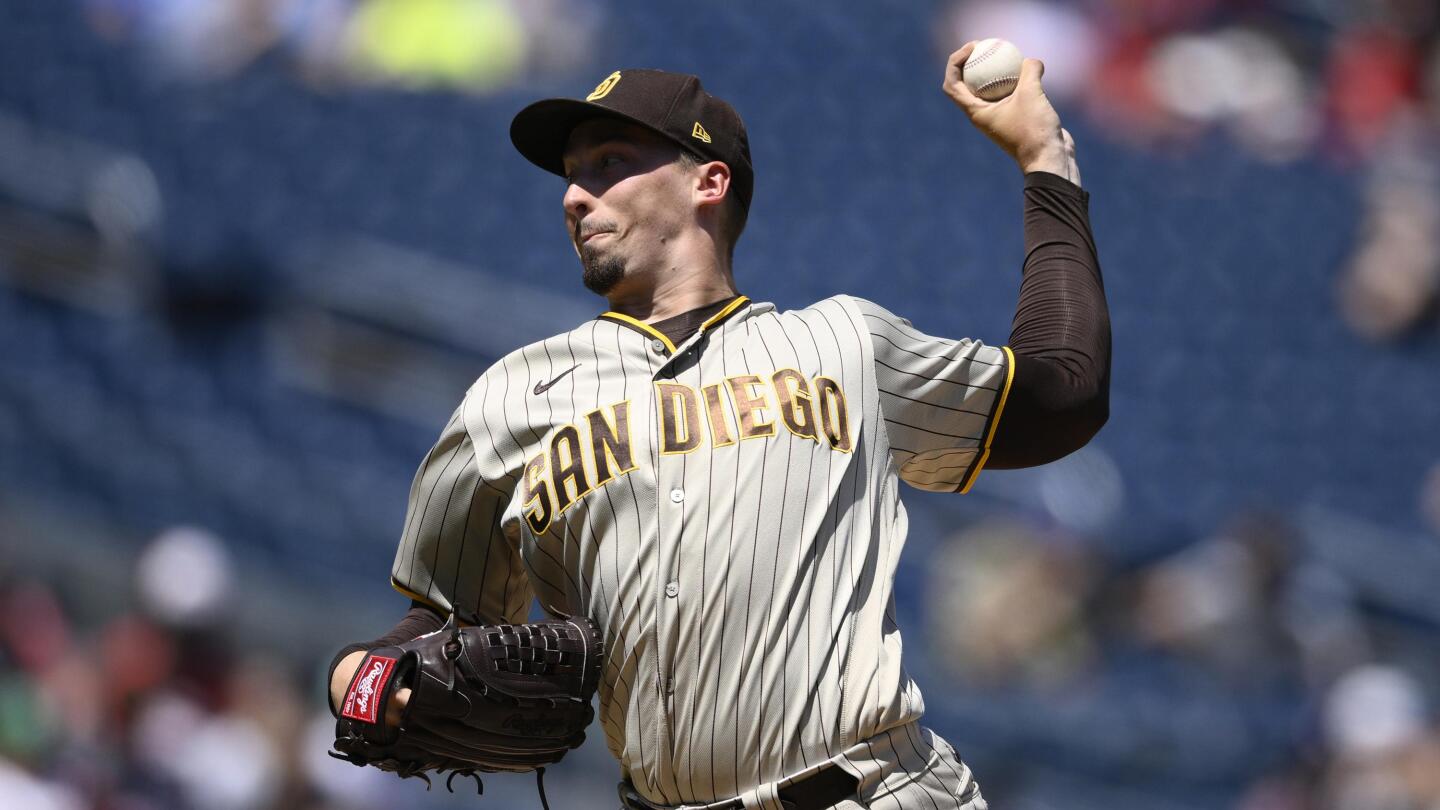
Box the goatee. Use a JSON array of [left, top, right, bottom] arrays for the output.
[[582, 249, 625, 296]]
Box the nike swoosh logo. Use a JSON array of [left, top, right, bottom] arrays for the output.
[[533, 364, 580, 395]]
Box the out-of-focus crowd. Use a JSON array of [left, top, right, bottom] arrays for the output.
[[80, 0, 1440, 342], [940, 1, 1440, 633], [0, 524, 611, 810], [929, 511, 1440, 810], [79, 0, 602, 92], [0, 527, 385, 810], [7, 509, 1439, 810], [937, 0, 1440, 343]]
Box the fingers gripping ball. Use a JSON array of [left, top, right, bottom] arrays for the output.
[[330, 614, 603, 801], [963, 38, 1024, 101]]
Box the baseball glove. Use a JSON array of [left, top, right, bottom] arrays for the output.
[[329, 613, 602, 804]]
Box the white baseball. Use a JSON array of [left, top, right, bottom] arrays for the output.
[[963, 38, 1024, 101]]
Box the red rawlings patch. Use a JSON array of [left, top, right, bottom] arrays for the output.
[[341, 654, 397, 724]]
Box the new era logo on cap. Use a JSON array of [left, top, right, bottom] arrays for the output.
[[510, 68, 754, 210]]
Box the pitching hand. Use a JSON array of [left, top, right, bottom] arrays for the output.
[[942, 42, 1079, 184]]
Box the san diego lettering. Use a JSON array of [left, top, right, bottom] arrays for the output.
[[521, 370, 852, 534]]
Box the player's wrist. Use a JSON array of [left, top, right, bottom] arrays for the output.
[[1016, 141, 1069, 177], [330, 649, 369, 714]]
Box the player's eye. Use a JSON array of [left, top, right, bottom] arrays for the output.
[[599, 153, 623, 168]]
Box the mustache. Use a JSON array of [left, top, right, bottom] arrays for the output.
[[575, 219, 618, 242]]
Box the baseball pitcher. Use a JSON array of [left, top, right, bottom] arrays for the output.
[[326, 43, 1109, 810]]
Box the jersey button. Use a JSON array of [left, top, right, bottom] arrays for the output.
[[669, 488, 684, 503], [665, 582, 679, 598], [650, 339, 667, 354]]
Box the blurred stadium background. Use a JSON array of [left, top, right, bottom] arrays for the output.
[[3, 0, 1440, 808]]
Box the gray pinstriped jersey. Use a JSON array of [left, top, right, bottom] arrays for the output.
[[391, 294, 1009, 809]]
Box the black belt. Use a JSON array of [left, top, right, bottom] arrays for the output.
[[618, 766, 858, 810]]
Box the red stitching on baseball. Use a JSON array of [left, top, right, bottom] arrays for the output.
[[976, 77, 1018, 95], [965, 41, 1005, 70]]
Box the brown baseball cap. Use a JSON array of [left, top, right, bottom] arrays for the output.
[[510, 68, 754, 210]]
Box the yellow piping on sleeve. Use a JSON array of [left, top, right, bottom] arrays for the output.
[[390, 576, 451, 616], [958, 345, 1015, 494]]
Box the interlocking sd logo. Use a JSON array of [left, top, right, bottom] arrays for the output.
[[587, 71, 622, 101]]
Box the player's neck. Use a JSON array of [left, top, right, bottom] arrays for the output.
[[605, 251, 736, 324]]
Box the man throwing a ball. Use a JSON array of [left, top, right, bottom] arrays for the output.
[[328, 41, 1109, 810]]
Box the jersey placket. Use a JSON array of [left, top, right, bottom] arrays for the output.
[[597, 300, 750, 797], [649, 331, 700, 793]]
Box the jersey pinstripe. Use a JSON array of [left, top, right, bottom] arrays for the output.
[[390, 294, 1009, 808]]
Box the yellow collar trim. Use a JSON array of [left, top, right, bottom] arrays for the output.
[[698, 295, 750, 332], [599, 310, 678, 353], [599, 295, 750, 354]]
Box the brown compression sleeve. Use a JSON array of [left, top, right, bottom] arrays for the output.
[[326, 601, 445, 715], [987, 171, 1111, 468]]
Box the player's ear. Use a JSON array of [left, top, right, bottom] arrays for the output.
[[694, 160, 731, 212]]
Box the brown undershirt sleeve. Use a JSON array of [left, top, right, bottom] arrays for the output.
[[326, 601, 445, 714], [987, 171, 1111, 468]]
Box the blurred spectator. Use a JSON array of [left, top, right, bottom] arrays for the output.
[[1036, 444, 1126, 533], [82, 0, 603, 92], [1336, 115, 1440, 341], [0, 563, 312, 810], [1421, 463, 1440, 538], [134, 526, 234, 628], [0, 760, 83, 810], [271, 0, 356, 86], [1148, 27, 1317, 161], [1318, 665, 1440, 810], [343, 0, 527, 92], [84, 0, 281, 81], [342, 0, 604, 91], [1325, 27, 1421, 159], [927, 520, 1098, 688], [935, 0, 1101, 102], [1323, 664, 1426, 763], [1129, 514, 1299, 683]]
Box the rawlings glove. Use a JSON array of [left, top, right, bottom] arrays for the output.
[[329, 614, 602, 806]]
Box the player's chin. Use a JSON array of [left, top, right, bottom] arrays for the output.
[[581, 251, 626, 296]]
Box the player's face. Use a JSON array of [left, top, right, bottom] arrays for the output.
[[561, 119, 694, 296]]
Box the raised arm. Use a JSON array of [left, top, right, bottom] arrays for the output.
[[942, 42, 1110, 468]]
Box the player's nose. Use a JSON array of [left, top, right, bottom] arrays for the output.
[[562, 182, 593, 221]]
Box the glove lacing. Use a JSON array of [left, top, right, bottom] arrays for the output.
[[328, 613, 567, 810], [439, 618, 556, 810]]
